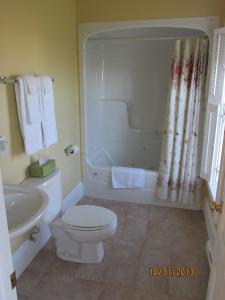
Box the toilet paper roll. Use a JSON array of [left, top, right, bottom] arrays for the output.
[[65, 145, 80, 155]]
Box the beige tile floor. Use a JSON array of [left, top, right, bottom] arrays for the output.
[[17, 197, 209, 300]]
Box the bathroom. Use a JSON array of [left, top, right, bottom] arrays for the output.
[[0, 1, 225, 300]]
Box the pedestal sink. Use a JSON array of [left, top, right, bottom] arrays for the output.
[[3, 185, 48, 240]]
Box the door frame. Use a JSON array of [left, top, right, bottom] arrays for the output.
[[206, 129, 225, 300], [0, 169, 18, 300]]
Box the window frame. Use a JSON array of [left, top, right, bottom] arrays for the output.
[[201, 27, 225, 201]]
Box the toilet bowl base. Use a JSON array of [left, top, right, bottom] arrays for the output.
[[50, 209, 116, 264], [56, 240, 104, 263]]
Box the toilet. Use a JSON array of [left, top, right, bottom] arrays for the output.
[[22, 169, 117, 263]]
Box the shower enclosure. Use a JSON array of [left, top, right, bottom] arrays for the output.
[[79, 18, 217, 207]]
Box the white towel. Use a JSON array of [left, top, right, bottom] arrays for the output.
[[22, 75, 41, 124], [40, 76, 58, 147], [111, 166, 145, 189], [15, 77, 44, 154]]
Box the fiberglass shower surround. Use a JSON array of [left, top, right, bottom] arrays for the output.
[[83, 27, 207, 204], [86, 37, 175, 170]]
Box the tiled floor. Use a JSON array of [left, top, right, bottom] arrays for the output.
[[17, 197, 209, 300]]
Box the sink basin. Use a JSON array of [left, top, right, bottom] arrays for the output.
[[3, 184, 48, 240]]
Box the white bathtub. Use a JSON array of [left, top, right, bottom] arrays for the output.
[[83, 149, 200, 209], [84, 161, 158, 204], [82, 148, 157, 204]]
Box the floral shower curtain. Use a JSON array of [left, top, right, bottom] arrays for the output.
[[156, 38, 208, 204]]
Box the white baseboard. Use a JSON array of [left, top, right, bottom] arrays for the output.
[[61, 182, 84, 212], [203, 199, 216, 266], [203, 200, 216, 243], [13, 182, 84, 278], [206, 240, 213, 269]]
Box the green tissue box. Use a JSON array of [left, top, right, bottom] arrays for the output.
[[30, 159, 56, 178]]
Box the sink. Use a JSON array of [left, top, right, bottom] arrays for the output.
[[3, 184, 48, 240]]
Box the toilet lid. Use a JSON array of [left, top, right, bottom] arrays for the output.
[[61, 205, 117, 229]]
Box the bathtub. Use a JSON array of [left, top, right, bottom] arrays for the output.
[[83, 149, 200, 209], [85, 162, 158, 204], [83, 148, 159, 205]]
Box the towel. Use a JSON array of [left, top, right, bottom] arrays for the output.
[[111, 166, 145, 189], [15, 77, 44, 154], [40, 76, 58, 147], [22, 75, 41, 124]]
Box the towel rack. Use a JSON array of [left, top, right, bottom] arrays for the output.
[[0, 76, 54, 85]]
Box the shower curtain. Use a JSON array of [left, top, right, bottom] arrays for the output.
[[156, 38, 208, 204]]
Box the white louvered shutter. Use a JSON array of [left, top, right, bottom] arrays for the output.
[[201, 27, 225, 181], [208, 28, 225, 105], [201, 104, 224, 181]]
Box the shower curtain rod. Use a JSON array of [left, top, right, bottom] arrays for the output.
[[89, 36, 208, 41], [0, 76, 54, 85]]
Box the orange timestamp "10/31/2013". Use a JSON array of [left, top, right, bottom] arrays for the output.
[[148, 267, 196, 277]]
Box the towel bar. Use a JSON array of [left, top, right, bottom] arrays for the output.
[[0, 76, 54, 85]]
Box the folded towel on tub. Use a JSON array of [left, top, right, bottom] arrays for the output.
[[111, 166, 145, 189]]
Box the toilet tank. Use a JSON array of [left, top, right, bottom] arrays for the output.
[[22, 169, 62, 224]]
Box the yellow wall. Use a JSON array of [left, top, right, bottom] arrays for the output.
[[0, 0, 81, 251], [77, 0, 225, 25]]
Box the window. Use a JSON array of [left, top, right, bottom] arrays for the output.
[[201, 28, 225, 200]]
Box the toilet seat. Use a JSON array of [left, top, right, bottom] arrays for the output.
[[61, 205, 117, 231], [62, 222, 114, 231]]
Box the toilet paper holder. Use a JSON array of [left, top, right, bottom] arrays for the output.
[[64, 145, 80, 156], [0, 136, 8, 155]]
